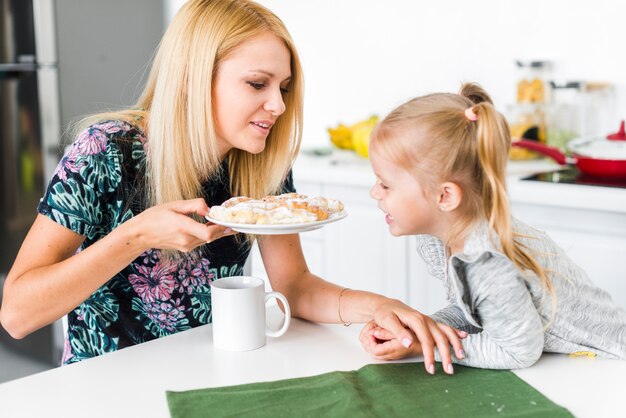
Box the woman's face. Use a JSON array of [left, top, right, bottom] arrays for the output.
[[212, 32, 292, 157]]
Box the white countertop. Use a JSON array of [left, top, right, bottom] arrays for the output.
[[293, 150, 626, 215], [0, 309, 624, 418]]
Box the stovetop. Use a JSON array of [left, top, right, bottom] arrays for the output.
[[522, 167, 626, 189]]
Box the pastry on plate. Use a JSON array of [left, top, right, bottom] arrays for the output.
[[209, 193, 344, 225]]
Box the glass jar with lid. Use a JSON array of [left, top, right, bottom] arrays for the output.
[[546, 81, 584, 151], [545, 81, 616, 151], [582, 82, 616, 137], [508, 60, 551, 160], [516, 60, 551, 104]]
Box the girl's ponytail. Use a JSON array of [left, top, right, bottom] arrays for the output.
[[472, 101, 511, 250], [463, 84, 555, 307]]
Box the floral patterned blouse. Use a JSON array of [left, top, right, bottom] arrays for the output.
[[38, 120, 294, 364]]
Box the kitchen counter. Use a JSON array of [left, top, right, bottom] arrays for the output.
[[0, 309, 624, 418], [293, 150, 626, 215]]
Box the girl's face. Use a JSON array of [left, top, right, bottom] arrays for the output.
[[212, 32, 292, 157], [369, 148, 440, 237]]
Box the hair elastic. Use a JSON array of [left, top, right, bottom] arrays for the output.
[[465, 107, 478, 121]]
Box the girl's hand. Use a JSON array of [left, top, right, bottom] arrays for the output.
[[130, 198, 237, 252], [369, 300, 467, 375], [360, 321, 468, 364], [359, 320, 422, 360]]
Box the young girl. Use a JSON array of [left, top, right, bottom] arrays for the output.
[[0, 0, 462, 374], [360, 83, 626, 370]]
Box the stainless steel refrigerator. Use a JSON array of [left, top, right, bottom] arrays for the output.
[[1, 0, 165, 366], [0, 0, 62, 365]]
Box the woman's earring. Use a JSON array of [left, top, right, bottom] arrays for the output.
[[439, 206, 446, 212]]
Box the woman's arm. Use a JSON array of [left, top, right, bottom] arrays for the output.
[[0, 199, 232, 339], [258, 233, 463, 375]]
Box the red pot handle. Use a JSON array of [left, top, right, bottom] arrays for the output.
[[607, 120, 626, 141], [511, 140, 567, 165]]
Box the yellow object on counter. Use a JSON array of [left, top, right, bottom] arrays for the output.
[[509, 147, 539, 161], [568, 351, 597, 358], [328, 115, 379, 158], [507, 103, 546, 161], [327, 124, 353, 150]]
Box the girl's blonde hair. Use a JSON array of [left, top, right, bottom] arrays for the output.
[[371, 83, 554, 298], [77, 0, 303, 207]]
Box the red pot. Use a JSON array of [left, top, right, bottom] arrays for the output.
[[512, 121, 626, 179]]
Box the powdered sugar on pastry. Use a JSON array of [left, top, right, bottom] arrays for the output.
[[209, 193, 344, 225]]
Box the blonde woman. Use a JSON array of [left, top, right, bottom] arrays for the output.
[[0, 0, 461, 374], [361, 83, 626, 370]]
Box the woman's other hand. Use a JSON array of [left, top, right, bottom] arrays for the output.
[[369, 301, 467, 375], [130, 198, 237, 252]]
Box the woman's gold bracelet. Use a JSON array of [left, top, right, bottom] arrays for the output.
[[338, 287, 352, 327]]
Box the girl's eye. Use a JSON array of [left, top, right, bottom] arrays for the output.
[[248, 82, 265, 90], [280, 87, 290, 94], [379, 182, 389, 190]]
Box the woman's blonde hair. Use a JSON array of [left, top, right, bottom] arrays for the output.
[[77, 0, 303, 207], [371, 83, 554, 299]]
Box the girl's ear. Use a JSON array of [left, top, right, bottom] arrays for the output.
[[437, 182, 462, 212]]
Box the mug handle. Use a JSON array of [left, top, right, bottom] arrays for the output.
[[265, 291, 291, 338]]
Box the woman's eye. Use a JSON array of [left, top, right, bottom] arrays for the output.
[[248, 82, 265, 90], [280, 87, 289, 94]]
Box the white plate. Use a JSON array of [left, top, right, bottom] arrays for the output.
[[205, 211, 348, 235]]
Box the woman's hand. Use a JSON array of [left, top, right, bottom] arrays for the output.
[[130, 198, 237, 252], [0, 198, 237, 339], [367, 300, 467, 375]]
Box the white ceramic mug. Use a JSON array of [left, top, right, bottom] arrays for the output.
[[210, 276, 291, 351]]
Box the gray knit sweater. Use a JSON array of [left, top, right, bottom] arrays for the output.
[[418, 218, 626, 369]]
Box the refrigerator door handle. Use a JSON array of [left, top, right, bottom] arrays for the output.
[[37, 68, 62, 183], [0, 63, 38, 73], [33, 0, 58, 65]]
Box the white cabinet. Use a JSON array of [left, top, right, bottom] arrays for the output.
[[510, 202, 626, 311], [306, 183, 409, 300], [250, 178, 410, 301]]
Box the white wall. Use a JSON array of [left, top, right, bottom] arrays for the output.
[[164, 0, 188, 25], [56, 0, 165, 144], [166, 0, 626, 148]]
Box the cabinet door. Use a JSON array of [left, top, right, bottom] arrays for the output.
[[512, 202, 626, 311], [545, 229, 626, 310], [248, 181, 410, 302], [249, 238, 324, 294], [322, 185, 408, 300]]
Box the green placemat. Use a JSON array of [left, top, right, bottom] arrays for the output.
[[166, 362, 573, 418]]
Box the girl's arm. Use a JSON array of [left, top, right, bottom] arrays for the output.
[[258, 233, 464, 375], [443, 251, 545, 369], [430, 304, 482, 334], [0, 199, 232, 339]]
